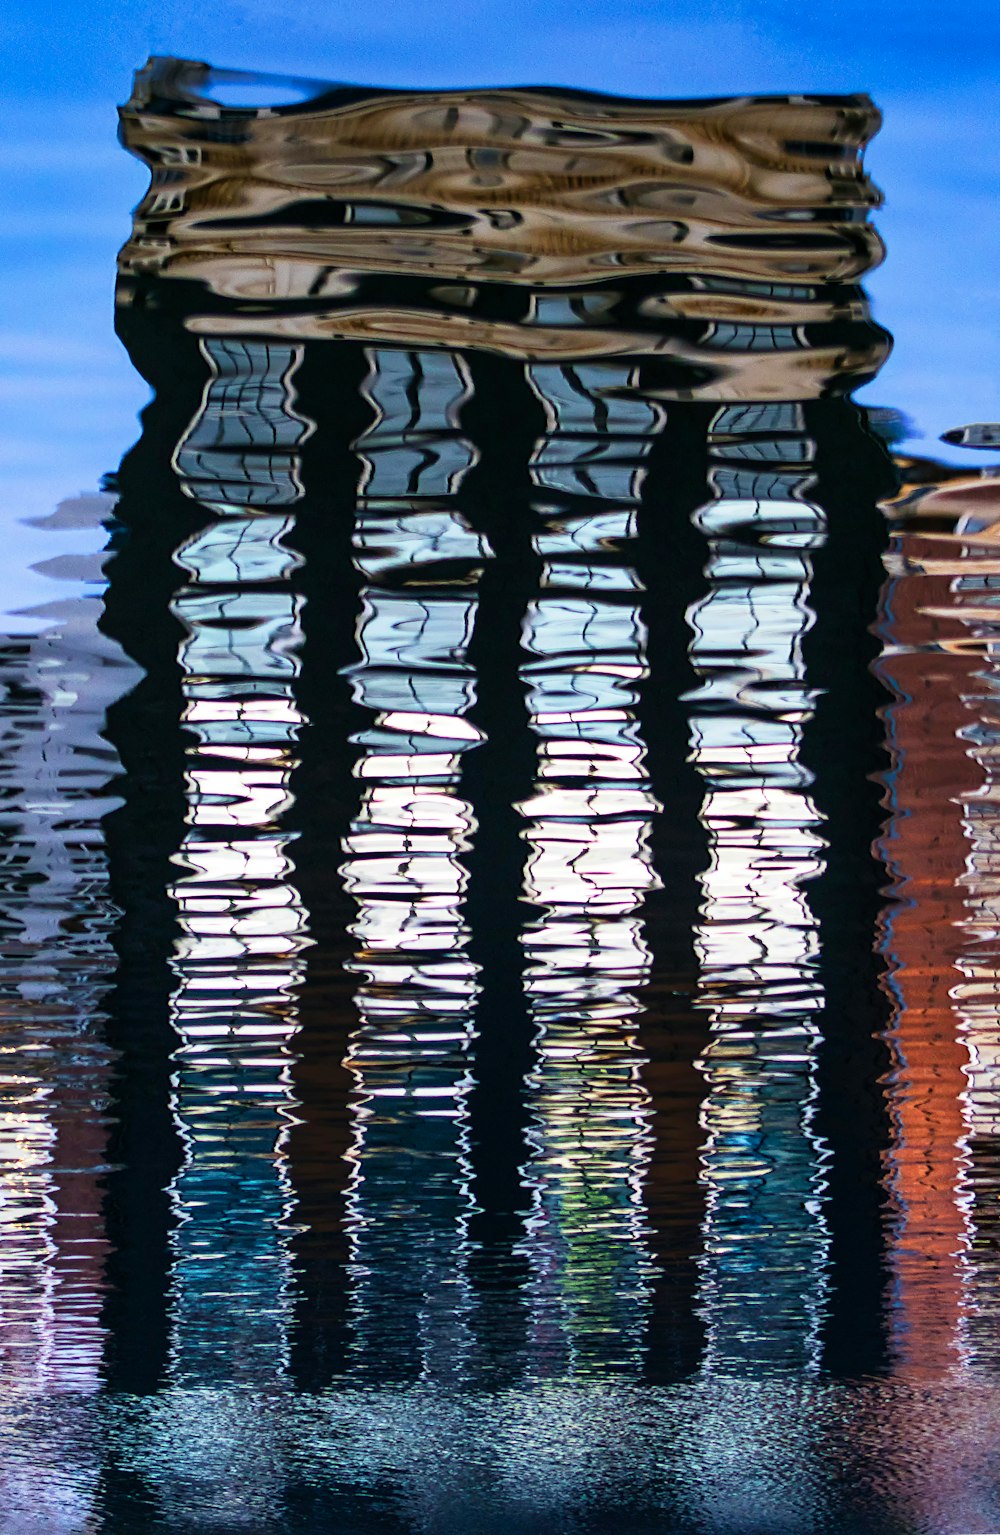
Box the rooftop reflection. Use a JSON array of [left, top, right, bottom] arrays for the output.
[[117, 58, 889, 395]]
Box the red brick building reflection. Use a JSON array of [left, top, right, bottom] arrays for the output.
[[875, 519, 977, 1377]]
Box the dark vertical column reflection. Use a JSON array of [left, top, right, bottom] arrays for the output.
[[284, 346, 371, 1391], [99, 310, 204, 1390], [800, 402, 898, 1376], [633, 400, 714, 1381], [459, 354, 543, 1375]]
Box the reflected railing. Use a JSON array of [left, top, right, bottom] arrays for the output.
[[516, 362, 659, 1377], [164, 334, 311, 1385], [688, 403, 830, 1375], [341, 347, 482, 1383]]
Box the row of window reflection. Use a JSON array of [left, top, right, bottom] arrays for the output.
[[176, 343, 833, 1381], [5, 338, 1000, 1399]]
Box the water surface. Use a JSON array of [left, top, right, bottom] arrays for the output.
[[1, 58, 999, 1533]]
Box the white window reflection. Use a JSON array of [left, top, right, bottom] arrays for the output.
[[516, 498, 658, 1376], [174, 338, 310, 511], [527, 363, 661, 504], [341, 479, 479, 1384], [356, 350, 478, 501], [689, 429, 830, 1376], [165, 430, 309, 1386], [176, 512, 302, 585]]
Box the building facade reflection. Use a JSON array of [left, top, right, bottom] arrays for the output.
[[98, 56, 900, 1425], [876, 476, 1000, 1381], [688, 403, 830, 1374], [162, 336, 311, 1385]]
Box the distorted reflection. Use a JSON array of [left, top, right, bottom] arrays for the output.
[[517, 361, 658, 1376], [0, 494, 132, 1395], [165, 336, 310, 1384], [110, 45, 893, 1420], [342, 348, 482, 1382], [877, 468, 1000, 1381], [8, 51, 1000, 1534], [688, 404, 829, 1374]]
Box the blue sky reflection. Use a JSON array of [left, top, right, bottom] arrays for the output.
[[0, 0, 997, 602]]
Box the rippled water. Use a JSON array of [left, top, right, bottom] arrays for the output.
[[1, 56, 1000, 1532]]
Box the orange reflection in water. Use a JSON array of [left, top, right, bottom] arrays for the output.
[[876, 477, 1000, 1381]]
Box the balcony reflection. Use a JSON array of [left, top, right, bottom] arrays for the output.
[[341, 348, 483, 1381], [688, 404, 830, 1374], [515, 361, 658, 1376]]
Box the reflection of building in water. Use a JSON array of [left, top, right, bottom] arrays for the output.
[[162, 337, 311, 1385], [877, 488, 1000, 1377], [0, 495, 136, 1526], [0, 495, 131, 1396], [874, 527, 978, 1378], [107, 58, 897, 1401], [117, 57, 889, 402], [687, 404, 830, 1374], [340, 349, 483, 1382], [516, 362, 659, 1375]]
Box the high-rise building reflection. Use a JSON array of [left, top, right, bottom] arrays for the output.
[[877, 469, 1000, 1380], [875, 517, 976, 1378], [102, 56, 895, 1411]]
